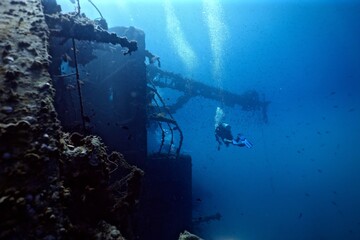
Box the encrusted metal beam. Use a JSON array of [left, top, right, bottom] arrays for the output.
[[147, 66, 270, 123], [44, 12, 137, 55]]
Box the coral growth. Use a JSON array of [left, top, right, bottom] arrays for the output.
[[59, 133, 144, 239], [44, 12, 137, 55], [178, 230, 204, 240], [0, 0, 143, 239]]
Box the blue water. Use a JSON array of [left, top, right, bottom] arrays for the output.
[[60, 1, 360, 239]]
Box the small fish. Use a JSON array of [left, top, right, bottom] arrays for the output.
[[331, 201, 337, 206], [69, 0, 75, 3], [305, 193, 310, 197], [333, 105, 338, 108], [173, 127, 179, 130], [330, 91, 336, 95], [66, 84, 75, 90], [317, 169, 323, 173], [156, 112, 166, 118], [127, 134, 133, 140], [85, 186, 95, 192], [61, 53, 72, 62], [196, 198, 202, 202], [121, 125, 129, 130], [348, 108, 355, 112], [298, 213, 303, 219]]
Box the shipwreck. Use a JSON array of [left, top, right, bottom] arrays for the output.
[[0, 0, 269, 239]]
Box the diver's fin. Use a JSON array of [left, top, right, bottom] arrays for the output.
[[244, 139, 253, 148]]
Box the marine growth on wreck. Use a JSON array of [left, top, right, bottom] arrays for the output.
[[0, 0, 143, 239]]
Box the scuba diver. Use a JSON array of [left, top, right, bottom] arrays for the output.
[[215, 122, 253, 150]]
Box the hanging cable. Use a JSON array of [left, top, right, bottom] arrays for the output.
[[148, 78, 183, 159], [152, 96, 173, 156], [88, 0, 108, 30], [151, 95, 166, 154], [71, 38, 86, 132], [167, 124, 174, 155], [76, 0, 81, 16], [88, 0, 104, 19]]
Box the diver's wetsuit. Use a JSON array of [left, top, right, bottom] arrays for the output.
[[215, 123, 233, 147]]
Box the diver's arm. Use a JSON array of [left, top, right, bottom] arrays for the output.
[[215, 134, 222, 145]]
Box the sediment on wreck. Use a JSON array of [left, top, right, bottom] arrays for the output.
[[0, 1, 143, 239], [0, 0, 62, 238]]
